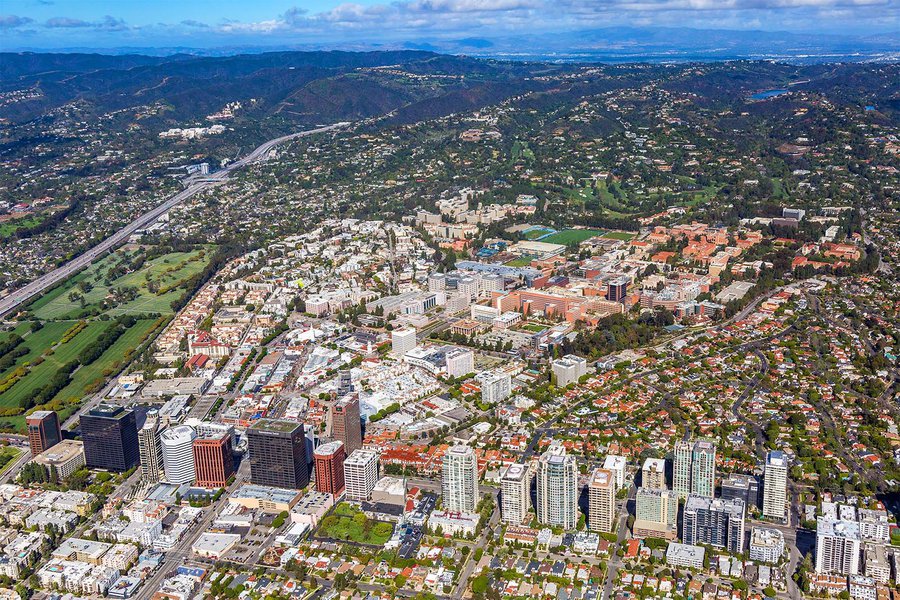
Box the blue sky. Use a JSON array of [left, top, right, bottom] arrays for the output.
[[1, 0, 897, 50]]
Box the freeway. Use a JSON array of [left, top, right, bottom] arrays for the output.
[[0, 122, 349, 320]]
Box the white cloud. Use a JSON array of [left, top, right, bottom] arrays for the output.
[[0, 15, 33, 28]]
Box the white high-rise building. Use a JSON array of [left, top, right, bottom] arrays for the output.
[[343, 449, 380, 502], [428, 273, 447, 292], [603, 455, 627, 490], [682, 495, 746, 554], [478, 273, 504, 296], [588, 468, 616, 533], [392, 328, 417, 356], [763, 451, 788, 522], [537, 444, 578, 530], [457, 277, 478, 301], [479, 371, 512, 404], [138, 414, 163, 484], [816, 518, 861, 575], [445, 347, 474, 378], [858, 508, 891, 542], [551, 354, 588, 387], [500, 463, 531, 525], [442, 445, 478, 513], [160, 425, 197, 485], [642, 457, 666, 489], [749, 527, 785, 564]]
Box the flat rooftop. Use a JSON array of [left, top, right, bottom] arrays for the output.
[[250, 418, 302, 434], [34, 440, 83, 464], [231, 484, 302, 504], [502, 464, 529, 482]]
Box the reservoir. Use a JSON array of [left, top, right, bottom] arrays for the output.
[[750, 89, 788, 100]]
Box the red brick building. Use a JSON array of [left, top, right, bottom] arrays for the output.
[[193, 434, 234, 488], [314, 440, 346, 495], [27, 410, 62, 457]]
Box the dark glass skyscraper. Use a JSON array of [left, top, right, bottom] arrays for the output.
[[80, 405, 139, 472], [247, 419, 308, 489]]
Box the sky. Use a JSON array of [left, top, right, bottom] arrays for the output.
[[1, 0, 898, 51]]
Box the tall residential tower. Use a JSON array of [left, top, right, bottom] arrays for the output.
[[537, 444, 578, 530], [442, 445, 478, 513]]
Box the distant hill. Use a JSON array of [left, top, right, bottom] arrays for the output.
[[0, 50, 562, 126]]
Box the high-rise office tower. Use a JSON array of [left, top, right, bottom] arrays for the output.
[[343, 449, 379, 501], [161, 425, 197, 485], [314, 441, 346, 496], [500, 463, 532, 525], [763, 450, 788, 522], [641, 457, 666, 490], [138, 413, 163, 484], [193, 431, 234, 489], [673, 440, 693, 498], [331, 395, 362, 454], [537, 444, 578, 530], [634, 488, 679, 539], [588, 468, 616, 533], [80, 405, 140, 472], [683, 495, 746, 554], [442, 445, 478, 513], [27, 410, 62, 457], [247, 419, 309, 489], [691, 440, 716, 498]]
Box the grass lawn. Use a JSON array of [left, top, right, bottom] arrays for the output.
[[511, 140, 535, 162], [0, 321, 73, 381], [565, 185, 594, 209], [52, 318, 159, 407], [541, 229, 606, 245], [317, 504, 393, 545], [504, 257, 533, 268], [2, 245, 213, 433], [0, 321, 109, 411], [31, 248, 211, 320], [0, 215, 44, 238], [601, 230, 637, 241], [520, 323, 546, 333], [0, 446, 22, 476]]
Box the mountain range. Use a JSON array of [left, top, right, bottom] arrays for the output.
[[8, 26, 899, 63]]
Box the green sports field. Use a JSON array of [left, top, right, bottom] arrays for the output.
[[601, 231, 637, 241], [540, 229, 606, 245]]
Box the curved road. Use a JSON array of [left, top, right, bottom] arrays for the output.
[[0, 122, 349, 319]]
